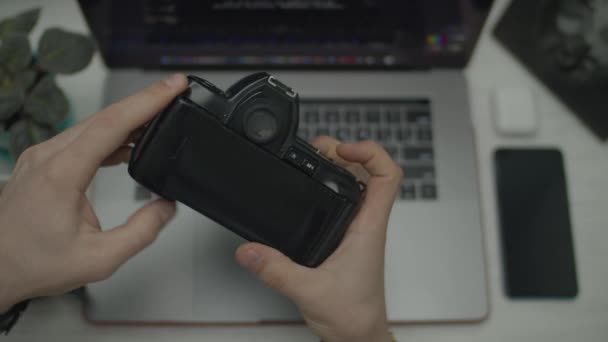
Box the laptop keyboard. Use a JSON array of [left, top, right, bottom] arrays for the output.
[[298, 100, 437, 201], [134, 100, 436, 202]]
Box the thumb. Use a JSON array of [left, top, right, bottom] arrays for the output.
[[97, 199, 176, 270], [235, 243, 312, 300]]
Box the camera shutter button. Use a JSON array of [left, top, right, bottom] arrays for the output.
[[286, 148, 302, 164]]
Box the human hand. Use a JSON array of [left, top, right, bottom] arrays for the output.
[[0, 74, 188, 312], [235, 136, 402, 342]]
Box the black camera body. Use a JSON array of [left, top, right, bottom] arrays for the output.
[[129, 73, 364, 267]]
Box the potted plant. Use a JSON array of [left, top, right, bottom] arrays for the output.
[[0, 7, 95, 163]]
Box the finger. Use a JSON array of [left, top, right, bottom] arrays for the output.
[[55, 116, 95, 145], [100, 128, 143, 166], [60, 74, 188, 189], [310, 136, 349, 167], [125, 127, 145, 146], [16, 115, 96, 163], [88, 199, 176, 278], [45, 119, 144, 160], [101, 146, 132, 166], [311, 136, 369, 181], [235, 243, 314, 301], [336, 140, 402, 227], [337, 140, 401, 180], [36, 116, 144, 163]]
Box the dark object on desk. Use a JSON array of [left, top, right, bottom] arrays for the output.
[[494, 148, 578, 298], [494, 0, 608, 140], [129, 73, 364, 267]]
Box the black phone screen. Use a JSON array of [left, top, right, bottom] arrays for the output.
[[494, 149, 578, 298]]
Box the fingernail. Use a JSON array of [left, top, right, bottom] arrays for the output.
[[238, 248, 263, 270], [163, 73, 185, 89], [158, 201, 177, 223]]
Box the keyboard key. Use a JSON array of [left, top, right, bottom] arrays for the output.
[[336, 128, 352, 141], [417, 128, 433, 142], [384, 145, 398, 160], [304, 110, 320, 123], [403, 147, 434, 161], [408, 110, 431, 125], [376, 128, 392, 142], [325, 109, 340, 123], [385, 109, 401, 123], [345, 110, 361, 123], [298, 128, 310, 140], [421, 184, 438, 199], [356, 128, 372, 140], [315, 128, 330, 137], [396, 128, 411, 141], [299, 99, 435, 201], [366, 110, 380, 123], [402, 166, 435, 179], [400, 183, 417, 200]]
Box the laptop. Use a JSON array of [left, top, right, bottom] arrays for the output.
[[80, 0, 491, 324]]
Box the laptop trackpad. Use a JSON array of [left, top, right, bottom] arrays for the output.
[[88, 166, 299, 323], [192, 215, 300, 322]]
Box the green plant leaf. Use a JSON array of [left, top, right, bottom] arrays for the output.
[[37, 28, 95, 74], [0, 85, 24, 121], [0, 122, 8, 149], [0, 67, 9, 88], [8, 118, 55, 160], [24, 75, 68, 125], [14, 69, 37, 90], [0, 8, 41, 39], [0, 33, 32, 72], [0, 125, 9, 150], [601, 25, 608, 44]]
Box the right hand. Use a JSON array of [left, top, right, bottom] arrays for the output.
[[235, 137, 402, 342]]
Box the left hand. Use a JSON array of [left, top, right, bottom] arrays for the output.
[[0, 74, 188, 312]]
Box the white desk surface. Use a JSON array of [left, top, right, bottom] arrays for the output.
[[2, 0, 607, 341]]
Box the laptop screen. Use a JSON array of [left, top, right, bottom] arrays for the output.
[[78, 0, 493, 69]]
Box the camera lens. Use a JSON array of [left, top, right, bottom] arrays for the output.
[[244, 109, 279, 144]]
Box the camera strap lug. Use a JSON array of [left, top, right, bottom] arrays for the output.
[[268, 76, 297, 98]]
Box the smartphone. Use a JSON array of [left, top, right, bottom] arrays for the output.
[[494, 148, 578, 298]]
